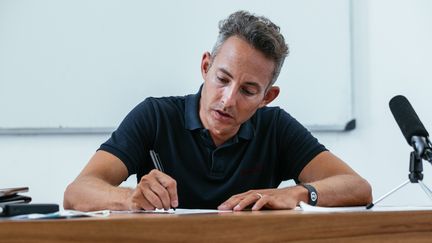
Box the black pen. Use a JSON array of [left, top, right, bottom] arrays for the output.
[[149, 150, 175, 211], [149, 150, 164, 172]]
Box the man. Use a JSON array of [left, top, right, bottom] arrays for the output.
[[64, 11, 372, 211]]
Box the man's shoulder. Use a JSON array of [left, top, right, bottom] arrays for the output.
[[139, 95, 187, 111], [144, 95, 186, 105], [252, 106, 300, 132], [255, 106, 292, 120]]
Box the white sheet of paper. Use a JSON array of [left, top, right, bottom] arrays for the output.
[[299, 201, 366, 212], [110, 208, 232, 215], [299, 201, 432, 212], [8, 210, 111, 220]]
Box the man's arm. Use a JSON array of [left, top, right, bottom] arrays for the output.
[[218, 151, 372, 211], [297, 151, 372, 207], [63, 150, 132, 211], [63, 150, 178, 212]]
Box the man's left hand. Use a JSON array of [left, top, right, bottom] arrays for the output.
[[217, 186, 306, 211]]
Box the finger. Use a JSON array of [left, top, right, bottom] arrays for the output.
[[251, 195, 270, 211], [148, 181, 171, 210], [218, 191, 261, 210], [143, 170, 178, 208], [137, 175, 164, 209], [217, 195, 243, 210], [130, 188, 155, 211], [135, 198, 155, 211], [140, 184, 164, 209], [233, 193, 263, 211], [155, 172, 178, 208], [218, 190, 259, 210]]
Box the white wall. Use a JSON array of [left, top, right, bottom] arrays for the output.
[[318, 0, 432, 206], [2, 0, 432, 208]]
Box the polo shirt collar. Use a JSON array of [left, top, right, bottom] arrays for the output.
[[184, 85, 255, 140], [185, 86, 203, 131], [237, 118, 254, 140]]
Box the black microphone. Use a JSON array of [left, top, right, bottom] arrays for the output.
[[389, 95, 432, 162]]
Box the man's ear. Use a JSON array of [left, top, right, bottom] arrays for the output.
[[201, 52, 212, 79], [259, 86, 280, 108]]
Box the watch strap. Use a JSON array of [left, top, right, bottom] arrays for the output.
[[302, 184, 318, 206]]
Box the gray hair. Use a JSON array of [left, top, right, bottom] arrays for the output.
[[211, 11, 289, 86]]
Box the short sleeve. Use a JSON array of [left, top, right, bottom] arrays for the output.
[[98, 98, 157, 176], [276, 110, 327, 183]]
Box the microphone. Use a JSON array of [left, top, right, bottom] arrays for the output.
[[389, 95, 432, 162]]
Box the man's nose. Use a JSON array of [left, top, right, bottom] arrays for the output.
[[221, 86, 237, 108]]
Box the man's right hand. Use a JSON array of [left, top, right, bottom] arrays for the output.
[[64, 151, 179, 212], [128, 169, 178, 210]]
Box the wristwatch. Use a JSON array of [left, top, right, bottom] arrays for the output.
[[302, 184, 318, 206]]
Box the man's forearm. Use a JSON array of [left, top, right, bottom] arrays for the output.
[[309, 174, 372, 207], [63, 176, 132, 212]]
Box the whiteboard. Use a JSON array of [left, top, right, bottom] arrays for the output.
[[0, 0, 354, 134]]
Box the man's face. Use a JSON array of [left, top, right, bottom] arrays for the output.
[[199, 36, 280, 144]]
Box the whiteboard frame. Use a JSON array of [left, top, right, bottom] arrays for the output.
[[0, 0, 355, 135]]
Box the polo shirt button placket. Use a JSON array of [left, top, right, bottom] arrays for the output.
[[211, 150, 226, 175]]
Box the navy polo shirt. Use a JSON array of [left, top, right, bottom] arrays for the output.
[[99, 88, 326, 209]]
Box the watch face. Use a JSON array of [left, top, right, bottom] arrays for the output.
[[302, 184, 318, 205], [310, 191, 318, 202]]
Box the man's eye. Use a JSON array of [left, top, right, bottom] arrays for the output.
[[217, 77, 229, 84], [241, 88, 255, 96]]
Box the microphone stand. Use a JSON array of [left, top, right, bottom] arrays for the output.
[[366, 151, 432, 209]]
